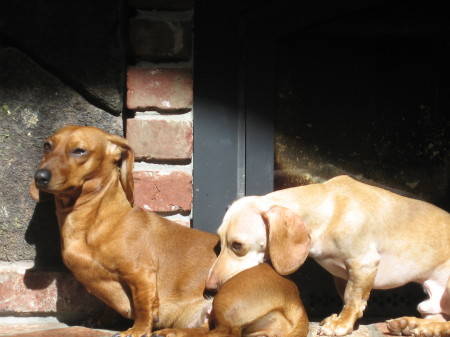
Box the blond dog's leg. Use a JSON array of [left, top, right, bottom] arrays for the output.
[[318, 258, 378, 336]]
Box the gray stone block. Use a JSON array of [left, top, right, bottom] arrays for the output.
[[0, 47, 122, 265]]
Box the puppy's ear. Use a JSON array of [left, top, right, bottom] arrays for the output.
[[29, 180, 53, 202], [262, 205, 311, 275], [107, 134, 135, 205]]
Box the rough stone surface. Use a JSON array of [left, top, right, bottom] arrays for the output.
[[2, 327, 114, 337], [0, 322, 391, 337], [0, 0, 125, 114], [129, 19, 192, 62], [133, 171, 192, 212], [0, 264, 104, 315], [0, 320, 67, 336], [307, 322, 388, 337], [127, 118, 193, 161], [0, 47, 122, 264], [127, 68, 193, 111]]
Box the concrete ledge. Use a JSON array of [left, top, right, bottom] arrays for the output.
[[0, 326, 115, 337], [0, 262, 104, 319], [0, 321, 390, 337]]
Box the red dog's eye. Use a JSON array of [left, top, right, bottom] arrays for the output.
[[71, 148, 88, 157]]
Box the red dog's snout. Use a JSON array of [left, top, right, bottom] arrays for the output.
[[34, 169, 52, 188]]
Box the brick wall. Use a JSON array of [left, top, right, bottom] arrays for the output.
[[126, 2, 194, 226]]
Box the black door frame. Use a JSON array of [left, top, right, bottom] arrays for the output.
[[193, 0, 393, 232]]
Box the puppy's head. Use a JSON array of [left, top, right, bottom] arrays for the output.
[[30, 126, 134, 204], [206, 196, 310, 290]]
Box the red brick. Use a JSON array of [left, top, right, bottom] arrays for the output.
[[127, 118, 193, 161], [129, 20, 192, 62], [127, 68, 192, 111], [129, 0, 194, 11], [0, 265, 104, 315], [133, 171, 192, 212]]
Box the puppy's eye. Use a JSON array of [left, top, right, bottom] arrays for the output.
[[231, 241, 242, 251], [43, 142, 51, 154], [71, 148, 88, 157]]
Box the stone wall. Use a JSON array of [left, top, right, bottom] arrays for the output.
[[0, 0, 125, 265]]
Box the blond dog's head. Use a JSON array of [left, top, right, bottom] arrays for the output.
[[206, 196, 311, 290]]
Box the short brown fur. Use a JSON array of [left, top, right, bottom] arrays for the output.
[[30, 126, 309, 337]]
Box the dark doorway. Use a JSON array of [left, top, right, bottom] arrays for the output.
[[194, 0, 449, 319]]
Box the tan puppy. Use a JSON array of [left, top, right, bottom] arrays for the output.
[[153, 263, 309, 337], [206, 175, 450, 336], [30, 125, 309, 337]]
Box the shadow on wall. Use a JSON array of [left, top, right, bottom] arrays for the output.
[[25, 199, 62, 268], [23, 199, 107, 322]]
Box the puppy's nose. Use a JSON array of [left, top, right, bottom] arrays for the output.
[[34, 169, 52, 187]]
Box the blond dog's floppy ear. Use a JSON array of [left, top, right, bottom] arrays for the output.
[[107, 134, 135, 205], [262, 205, 311, 275]]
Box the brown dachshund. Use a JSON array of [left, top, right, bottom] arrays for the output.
[[29, 126, 308, 337]]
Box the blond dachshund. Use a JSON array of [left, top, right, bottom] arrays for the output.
[[206, 175, 450, 336]]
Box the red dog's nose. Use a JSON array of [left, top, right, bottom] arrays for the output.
[[34, 169, 52, 188]]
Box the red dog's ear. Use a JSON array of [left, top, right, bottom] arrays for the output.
[[29, 180, 53, 202], [30, 180, 40, 201], [107, 134, 135, 206], [262, 205, 311, 275]]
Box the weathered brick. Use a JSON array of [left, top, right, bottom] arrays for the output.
[[129, 19, 191, 62], [127, 67, 193, 111], [129, 0, 194, 11], [127, 118, 193, 161], [0, 263, 104, 315], [133, 171, 192, 212]]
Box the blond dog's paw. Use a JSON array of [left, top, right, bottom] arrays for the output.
[[386, 317, 420, 336], [320, 314, 338, 326], [317, 315, 354, 336], [387, 318, 450, 337]]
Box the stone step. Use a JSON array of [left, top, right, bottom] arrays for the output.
[[0, 262, 104, 320]]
